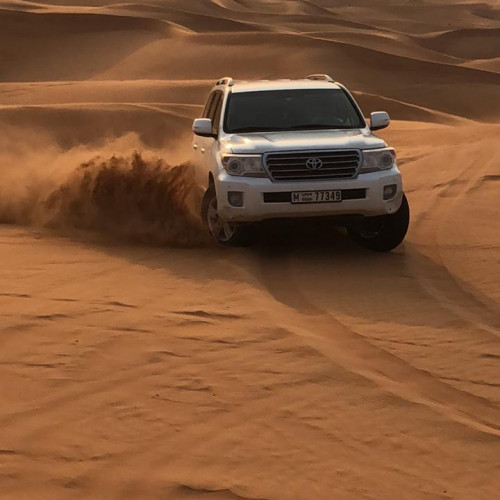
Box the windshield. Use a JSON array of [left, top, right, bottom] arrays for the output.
[[224, 89, 365, 134]]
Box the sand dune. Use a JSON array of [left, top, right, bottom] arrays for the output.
[[0, 9, 177, 81], [464, 56, 500, 73], [102, 3, 271, 32], [2, 4, 499, 120], [417, 28, 500, 59], [302, 30, 466, 64], [0, 0, 499, 499], [0, 104, 195, 148], [84, 29, 500, 120]]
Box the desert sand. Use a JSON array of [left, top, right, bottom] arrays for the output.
[[0, 1, 499, 499]]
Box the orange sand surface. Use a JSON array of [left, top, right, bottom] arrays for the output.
[[0, 1, 499, 499]]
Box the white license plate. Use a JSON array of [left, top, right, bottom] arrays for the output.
[[291, 190, 342, 204]]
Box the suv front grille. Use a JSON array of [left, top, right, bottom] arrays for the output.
[[265, 150, 361, 181]]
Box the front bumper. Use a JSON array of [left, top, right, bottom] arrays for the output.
[[215, 167, 404, 222]]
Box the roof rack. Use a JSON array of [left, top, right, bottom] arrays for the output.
[[216, 77, 234, 87], [306, 74, 335, 83]]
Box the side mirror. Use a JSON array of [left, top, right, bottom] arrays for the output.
[[370, 111, 390, 131], [193, 118, 215, 138]]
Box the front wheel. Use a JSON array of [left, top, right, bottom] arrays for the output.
[[201, 185, 255, 247], [347, 194, 410, 252]]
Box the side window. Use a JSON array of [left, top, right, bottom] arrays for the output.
[[207, 92, 221, 119], [211, 92, 224, 135], [202, 92, 216, 118], [201, 90, 223, 136]]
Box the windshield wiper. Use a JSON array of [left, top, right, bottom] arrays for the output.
[[287, 124, 358, 130], [229, 126, 284, 133], [229, 124, 359, 133]]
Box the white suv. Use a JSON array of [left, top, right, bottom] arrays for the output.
[[192, 75, 409, 252]]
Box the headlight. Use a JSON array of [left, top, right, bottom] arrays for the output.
[[221, 155, 266, 177], [360, 148, 396, 173]]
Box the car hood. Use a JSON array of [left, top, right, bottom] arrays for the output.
[[221, 128, 387, 154]]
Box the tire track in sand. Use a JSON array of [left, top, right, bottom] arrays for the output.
[[253, 247, 500, 437], [406, 138, 500, 336]]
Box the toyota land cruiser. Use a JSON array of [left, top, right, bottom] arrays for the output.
[[192, 75, 409, 252]]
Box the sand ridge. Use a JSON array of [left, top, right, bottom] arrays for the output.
[[0, 1, 499, 499]]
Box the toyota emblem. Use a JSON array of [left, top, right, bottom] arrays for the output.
[[306, 157, 323, 170]]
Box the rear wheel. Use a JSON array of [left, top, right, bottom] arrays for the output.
[[347, 194, 410, 252], [201, 185, 255, 247]]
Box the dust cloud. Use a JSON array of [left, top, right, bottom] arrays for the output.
[[0, 126, 207, 246]]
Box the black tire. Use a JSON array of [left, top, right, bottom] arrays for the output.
[[201, 185, 255, 247], [347, 194, 410, 252]]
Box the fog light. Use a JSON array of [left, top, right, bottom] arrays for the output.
[[228, 191, 244, 207], [383, 184, 397, 200]]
